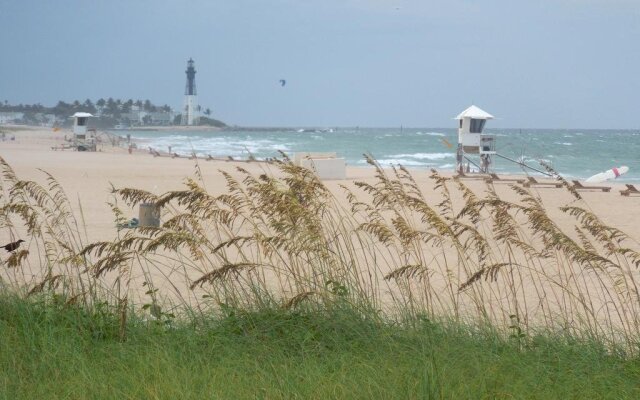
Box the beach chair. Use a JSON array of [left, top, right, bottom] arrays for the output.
[[485, 173, 525, 184], [571, 180, 611, 192], [620, 184, 640, 196], [522, 176, 562, 188]]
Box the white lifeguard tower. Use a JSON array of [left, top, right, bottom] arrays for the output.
[[455, 105, 495, 174], [71, 112, 96, 151]]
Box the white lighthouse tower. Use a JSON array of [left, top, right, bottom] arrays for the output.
[[455, 105, 495, 174], [181, 58, 199, 126]]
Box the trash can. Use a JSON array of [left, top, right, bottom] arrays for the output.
[[138, 203, 160, 227]]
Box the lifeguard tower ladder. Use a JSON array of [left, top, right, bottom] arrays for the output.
[[455, 105, 495, 174]]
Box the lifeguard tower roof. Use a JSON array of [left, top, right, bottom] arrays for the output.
[[70, 112, 94, 118], [455, 105, 494, 120]]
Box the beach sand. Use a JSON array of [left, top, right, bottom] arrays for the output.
[[1, 126, 636, 241], [1, 126, 639, 331]]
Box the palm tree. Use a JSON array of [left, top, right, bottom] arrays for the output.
[[106, 98, 119, 116], [83, 99, 96, 113], [122, 99, 134, 113]]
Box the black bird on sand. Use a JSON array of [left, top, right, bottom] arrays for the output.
[[2, 239, 24, 252]]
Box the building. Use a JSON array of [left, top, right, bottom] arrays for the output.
[[0, 112, 24, 124]]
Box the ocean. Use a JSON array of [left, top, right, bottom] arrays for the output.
[[127, 128, 640, 182]]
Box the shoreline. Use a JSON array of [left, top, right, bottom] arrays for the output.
[[1, 125, 636, 238], [111, 125, 223, 132]]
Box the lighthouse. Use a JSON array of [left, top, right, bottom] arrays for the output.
[[454, 105, 495, 174], [181, 58, 199, 125]]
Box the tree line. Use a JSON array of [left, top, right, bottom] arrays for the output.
[[1, 98, 225, 128], [0, 98, 173, 117]]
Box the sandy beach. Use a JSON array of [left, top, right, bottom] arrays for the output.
[[2, 125, 640, 334], [1, 125, 637, 241]]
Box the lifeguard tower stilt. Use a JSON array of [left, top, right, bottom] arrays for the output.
[[455, 105, 495, 174]]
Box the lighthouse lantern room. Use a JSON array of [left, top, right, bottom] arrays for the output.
[[455, 105, 495, 174]]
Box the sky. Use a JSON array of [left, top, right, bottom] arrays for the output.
[[1, 0, 639, 129]]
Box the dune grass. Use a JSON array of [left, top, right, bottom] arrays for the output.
[[0, 295, 638, 399], [1, 154, 640, 397]]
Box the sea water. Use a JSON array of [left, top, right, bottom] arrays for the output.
[[128, 128, 640, 182]]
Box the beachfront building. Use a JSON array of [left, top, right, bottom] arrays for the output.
[[0, 112, 25, 124], [147, 111, 174, 125], [455, 105, 495, 174], [34, 113, 59, 126], [122, 110, 175, 126], [181, 58, 200, 126]]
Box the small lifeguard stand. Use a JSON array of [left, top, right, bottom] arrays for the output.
[[71, 112, 96, 151], [455, 105, 495, 174]]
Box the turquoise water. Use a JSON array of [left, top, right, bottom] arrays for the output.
[[128, 128, 640, 182]]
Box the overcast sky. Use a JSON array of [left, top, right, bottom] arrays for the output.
[[1, 0, 639, 128]]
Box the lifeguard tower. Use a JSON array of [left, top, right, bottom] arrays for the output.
[[71, 112, 96, 151], [455, 105, 495, 174]]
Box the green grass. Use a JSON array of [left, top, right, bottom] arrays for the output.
[[0, 296, 638, 399]]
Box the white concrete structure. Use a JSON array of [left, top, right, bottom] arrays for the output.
[[71, 112, 96, 151], [183, 95, 199, 125], [295, 152, 346, 180], [0, 112, 24, 124], [454, 105, 495, 173], [71, 112, 93, 136], [294, 152, 338, 165]]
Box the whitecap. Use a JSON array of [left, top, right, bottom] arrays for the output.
[[415, 132, 446, 137], [389, 152, 453, 160], [368, 159, 426, 167]]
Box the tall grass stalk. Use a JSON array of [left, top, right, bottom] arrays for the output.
[[1, 155, 639, 354]]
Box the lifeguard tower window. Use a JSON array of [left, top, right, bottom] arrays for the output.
[[480, 136, 494, 152], [77, 117, 87, 126], [469, 119, 486, 133]]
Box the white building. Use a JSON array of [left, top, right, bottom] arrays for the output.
[[0, 112, 24, 124]]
